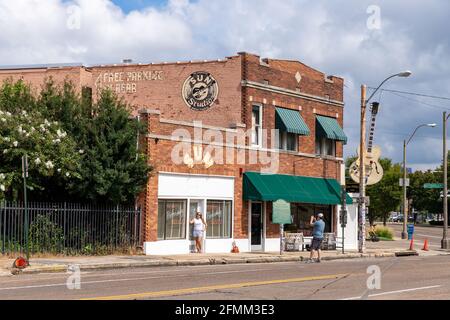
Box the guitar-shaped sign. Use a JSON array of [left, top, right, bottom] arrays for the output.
[[349, 102, 384, 186]]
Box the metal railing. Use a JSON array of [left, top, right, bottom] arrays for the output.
[[0, 202, 142, 256]]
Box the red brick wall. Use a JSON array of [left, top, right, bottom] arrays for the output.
[[139, 110, 344, 241], [0, 66, 89, 94], [89, 57, 243, 128], [1, 52, 346, 244]]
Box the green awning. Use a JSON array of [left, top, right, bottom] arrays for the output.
[[275, 107, 310, 135], [316, 115, 347, 144], [243, 172, 353, 205]]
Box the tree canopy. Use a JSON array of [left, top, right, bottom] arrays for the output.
[[345, 154, 445, 225], [0, 79, 150, 204]]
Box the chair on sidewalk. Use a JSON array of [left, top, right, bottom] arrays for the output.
[[284, 233, 304, 252]]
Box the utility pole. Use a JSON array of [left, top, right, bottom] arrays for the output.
[[356, 72, 412, 252], [402, 140, 408, 239], [443, 112, 450, 249], [358, 85, 366, 253], [22, 154, 30, 263], [341, 185, 347, 254], [402, 123, 436, 239]]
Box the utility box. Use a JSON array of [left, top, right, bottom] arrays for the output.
[[407, 224, 415, 240]]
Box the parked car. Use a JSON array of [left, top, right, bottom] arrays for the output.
[[392, 214, 403, 223]]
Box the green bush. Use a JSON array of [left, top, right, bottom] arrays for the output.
[[374, 226, 394, 240], [29, 214, 65, 253]]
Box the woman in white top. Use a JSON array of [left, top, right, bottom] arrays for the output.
[[190, 212, 207, 253]]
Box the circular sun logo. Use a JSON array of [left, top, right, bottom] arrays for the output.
[[182, 72, 219, 111]]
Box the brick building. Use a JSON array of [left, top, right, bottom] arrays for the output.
[[0, 52, 355, 254]]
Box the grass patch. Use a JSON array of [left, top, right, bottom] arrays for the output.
[[374, 226, 394, 240]]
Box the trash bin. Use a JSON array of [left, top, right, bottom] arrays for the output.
[[407, 224, 414, 240]]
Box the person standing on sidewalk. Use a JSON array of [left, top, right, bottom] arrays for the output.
[[190, 212, 207, 253], [306, 213, 325, 263]]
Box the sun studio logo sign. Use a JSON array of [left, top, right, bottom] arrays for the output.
[[182, 72, 219, 110]]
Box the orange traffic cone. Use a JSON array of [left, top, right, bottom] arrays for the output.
[[422, 239, 429, 251], [409, 236, 414, 251]]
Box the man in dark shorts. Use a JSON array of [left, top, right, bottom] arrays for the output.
[[306, 213, 325, 263]]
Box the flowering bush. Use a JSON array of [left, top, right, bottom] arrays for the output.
[[0, 81, 81, 200], [1, 79, 149, 204]]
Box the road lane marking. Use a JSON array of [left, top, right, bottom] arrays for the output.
[[0, 268, 273, 291], [0, 262, 306, 284], [82, 273, 349, 300], [414, 234, 442, 239], [341, 285, 442, 300]]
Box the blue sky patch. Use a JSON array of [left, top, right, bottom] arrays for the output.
[[111, 0, 166, 12]]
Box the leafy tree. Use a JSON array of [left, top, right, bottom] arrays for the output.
[[68, 89, 150, 204], [408, 169, 442, 221], [1, 79, 150, 204], [366, 159, 402, 225]]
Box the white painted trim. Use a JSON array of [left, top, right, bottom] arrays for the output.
[[139, 109, 161, 115], [249, 201, 265, 252], [251, 103, 263, 148], [159, 118, 243, 132], [158, 171, 235, 179], [147, 133, 344, 162], [242, 80, 344, 107], [263, 201, 267, 252]]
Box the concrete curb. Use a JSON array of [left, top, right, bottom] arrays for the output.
[[1, 251, 404, 277]]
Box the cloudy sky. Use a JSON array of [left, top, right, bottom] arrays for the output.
[[1, 0, 449, 171]]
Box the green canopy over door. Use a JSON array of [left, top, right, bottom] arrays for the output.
[[243, 172, 353, 205]]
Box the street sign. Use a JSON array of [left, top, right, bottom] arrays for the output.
[[272, 200, 292, 224], [401, 167, 413, 174], [339, 209, 347, 227], [399, 178, 410, 187], [346, 182, 359, 193], [424, 183, 444, 189], [22, 155, 29, 178], [440, 191, 450, 198]]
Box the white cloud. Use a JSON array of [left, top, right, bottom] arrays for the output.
[[0, 0, 449, 170]]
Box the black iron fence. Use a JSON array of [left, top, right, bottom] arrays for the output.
[[0, 202, 142, 256]]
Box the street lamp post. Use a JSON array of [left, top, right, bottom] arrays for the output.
[[358, 71, 412, 253], [442, 112, 450, 249], [401, 123, 437, 239]]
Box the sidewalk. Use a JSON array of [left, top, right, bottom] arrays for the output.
[[2, 240, 448, 277]]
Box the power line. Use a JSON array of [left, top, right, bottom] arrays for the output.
[[368, 87, 450, 102], [385, 91, 450, 111]]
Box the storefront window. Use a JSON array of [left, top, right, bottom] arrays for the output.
[[285, 203, 332, 236], [206, 200, 232, 239], [157, 200, 187, 240]]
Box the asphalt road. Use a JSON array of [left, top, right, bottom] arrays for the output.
[[388, 223, 444, 249], [1, 254, 450, 300], [0, 223, 448, 301]]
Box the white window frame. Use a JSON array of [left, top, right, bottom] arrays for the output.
[[251, 104, 263, 147], [205, 199, 233, 239], [278, 131, 298, 152], [157, 199, 188, 240], [316, 137, 336, 157]]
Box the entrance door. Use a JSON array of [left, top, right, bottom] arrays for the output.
[[251, 202, 264, 251], [189, 200, 205, 253]]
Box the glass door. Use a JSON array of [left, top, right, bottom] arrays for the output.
[[189, 200, 205, 252], [251, 202, 263, 251]]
